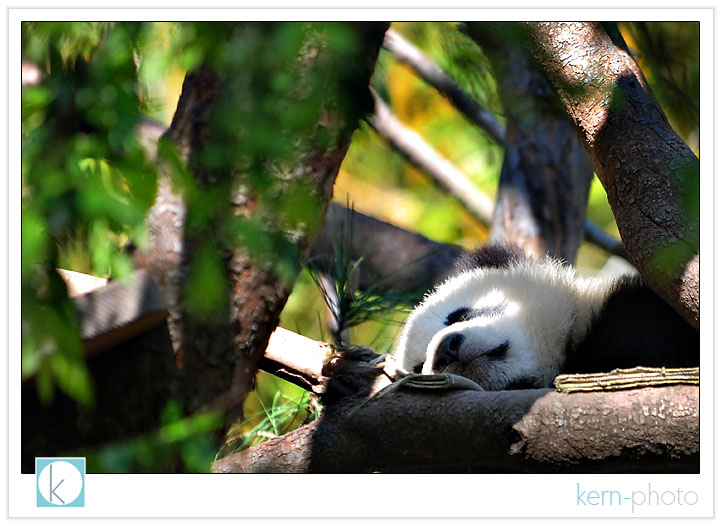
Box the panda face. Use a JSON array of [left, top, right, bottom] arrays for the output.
[[417, 294, 544, 390], [393, 262, 584, 390]]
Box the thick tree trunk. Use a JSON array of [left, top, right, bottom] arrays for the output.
[[213, 383, 699, 473], [137, 22, 389, 418], [521, 22, 700, 328], [466, 23, 594, 263]]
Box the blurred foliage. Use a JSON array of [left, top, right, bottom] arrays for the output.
[[22, 21, 384, 472], [22, 22, 157, 408], [85, 401, 225, 473], [21, 21, 699, 471], [158, 22, 377, 318]]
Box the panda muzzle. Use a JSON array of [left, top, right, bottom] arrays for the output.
[[433, 333, 465, 369]]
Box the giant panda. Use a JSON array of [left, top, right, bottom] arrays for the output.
[[392, 243, 699, 391]]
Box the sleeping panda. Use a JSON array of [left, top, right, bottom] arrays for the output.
[[392, 243, 699, 391]]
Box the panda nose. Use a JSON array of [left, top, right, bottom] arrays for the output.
[[433, 333, 465, 369]]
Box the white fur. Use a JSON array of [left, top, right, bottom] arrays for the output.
[[392, 256, 615, 390]]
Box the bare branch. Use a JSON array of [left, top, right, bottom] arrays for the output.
[[56, 268, 107, 297], [368, 89, 495, 224], [71, 270, 168, 356], [583, 218, 629, 260], [22, 278, 177, 473], [259, 327, 330, 392], [383, 28, 506, 144]]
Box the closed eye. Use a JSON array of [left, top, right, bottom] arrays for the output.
[[445, 307, 470, 326], [486, 341, 509, 360], [445, 304, 507, 326]]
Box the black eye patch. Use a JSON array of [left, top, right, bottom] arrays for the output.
[[444, 304, 506, 326], [445, 307, 471, 325], [486, 340, 509, 359]]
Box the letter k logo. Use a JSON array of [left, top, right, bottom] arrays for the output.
[[36, 458, 85, 507], [48, 464, 66, 504]]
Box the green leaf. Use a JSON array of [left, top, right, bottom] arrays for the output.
[[21, 209, 49, 282], [51, 352, 94, 408], [110, 251, 134, 280], [89, 218, 112, 276], [184, 241, 228, 320], [35, 360, 55, 405]]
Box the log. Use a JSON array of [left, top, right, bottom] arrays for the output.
[[212, 384, 699, 473]]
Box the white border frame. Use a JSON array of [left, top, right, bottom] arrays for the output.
[[7, 4, 715, 520]]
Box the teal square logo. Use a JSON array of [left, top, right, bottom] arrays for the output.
[[36, 458, 85, 507]]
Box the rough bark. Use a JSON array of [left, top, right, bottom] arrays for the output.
[[211, 328, 698, 474], [466, 23, 594, 263], [136, 22, 389, 418], [521, 22, 699, 328], [212, 384, 699, 473]]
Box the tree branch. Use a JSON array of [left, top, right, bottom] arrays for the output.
[[311, 204, 464, 298], [522, 22, 699, 328], [30, 269, 698, 476], [463, 23, 592, 262], [22, 274, 177, 473], [212, 383, 699, 473], [583, 218, 629, 260], [259, 327, 330, 393], [383, 28, 506, 144], [368, 89, 496, 225]]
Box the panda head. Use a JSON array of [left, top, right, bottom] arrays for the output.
[[392, 245, 600, 390]]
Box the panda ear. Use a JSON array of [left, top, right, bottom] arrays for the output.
[[455, 243, 528, 272]]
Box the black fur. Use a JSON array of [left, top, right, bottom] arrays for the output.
[[444, 304, 506, 326], [454, 243, 528, 272], [505, 377, 538, 390], [563, 276, 700, 373]]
